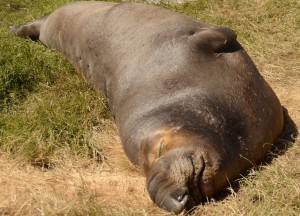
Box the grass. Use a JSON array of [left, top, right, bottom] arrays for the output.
[[0, 0, 111, 166], [0, 0, 299, 215]]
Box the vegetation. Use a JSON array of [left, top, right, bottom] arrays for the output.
[[0, 0, 299, 215], [0, 0, 111, 166]]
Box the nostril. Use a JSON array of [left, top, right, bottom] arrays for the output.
[[177, 195, 184, 202], [177, 194, 189, 206], [177, 193, 188, 203]]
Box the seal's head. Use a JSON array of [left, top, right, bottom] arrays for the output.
[[140, 128, 220, 214]]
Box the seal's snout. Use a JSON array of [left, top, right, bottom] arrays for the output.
[[188, 26, 237, 53], [147, 168, 190, 214], [146, 148, 206, 214]]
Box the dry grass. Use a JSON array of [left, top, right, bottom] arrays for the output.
[[0, 122, 166, 215], [0, 0, 299, 215]]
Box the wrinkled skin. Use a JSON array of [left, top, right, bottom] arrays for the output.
[[11, 2, 284, 213], [146, 147, 205, 213]]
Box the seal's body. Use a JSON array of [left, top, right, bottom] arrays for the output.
[[11, 1, 284, 213]]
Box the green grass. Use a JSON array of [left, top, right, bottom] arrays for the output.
[[0, 0, 299, 215], [0, 0, 111, 166]]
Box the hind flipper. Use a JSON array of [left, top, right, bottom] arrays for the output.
[[10, 15, 49, 40]]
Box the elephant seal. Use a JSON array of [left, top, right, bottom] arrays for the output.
[[11, 1, 284, 214]]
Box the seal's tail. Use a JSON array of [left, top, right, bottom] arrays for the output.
[[10, 15, 49, 40]]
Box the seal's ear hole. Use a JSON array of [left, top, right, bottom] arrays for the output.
[[158, 140, 164, 158]]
